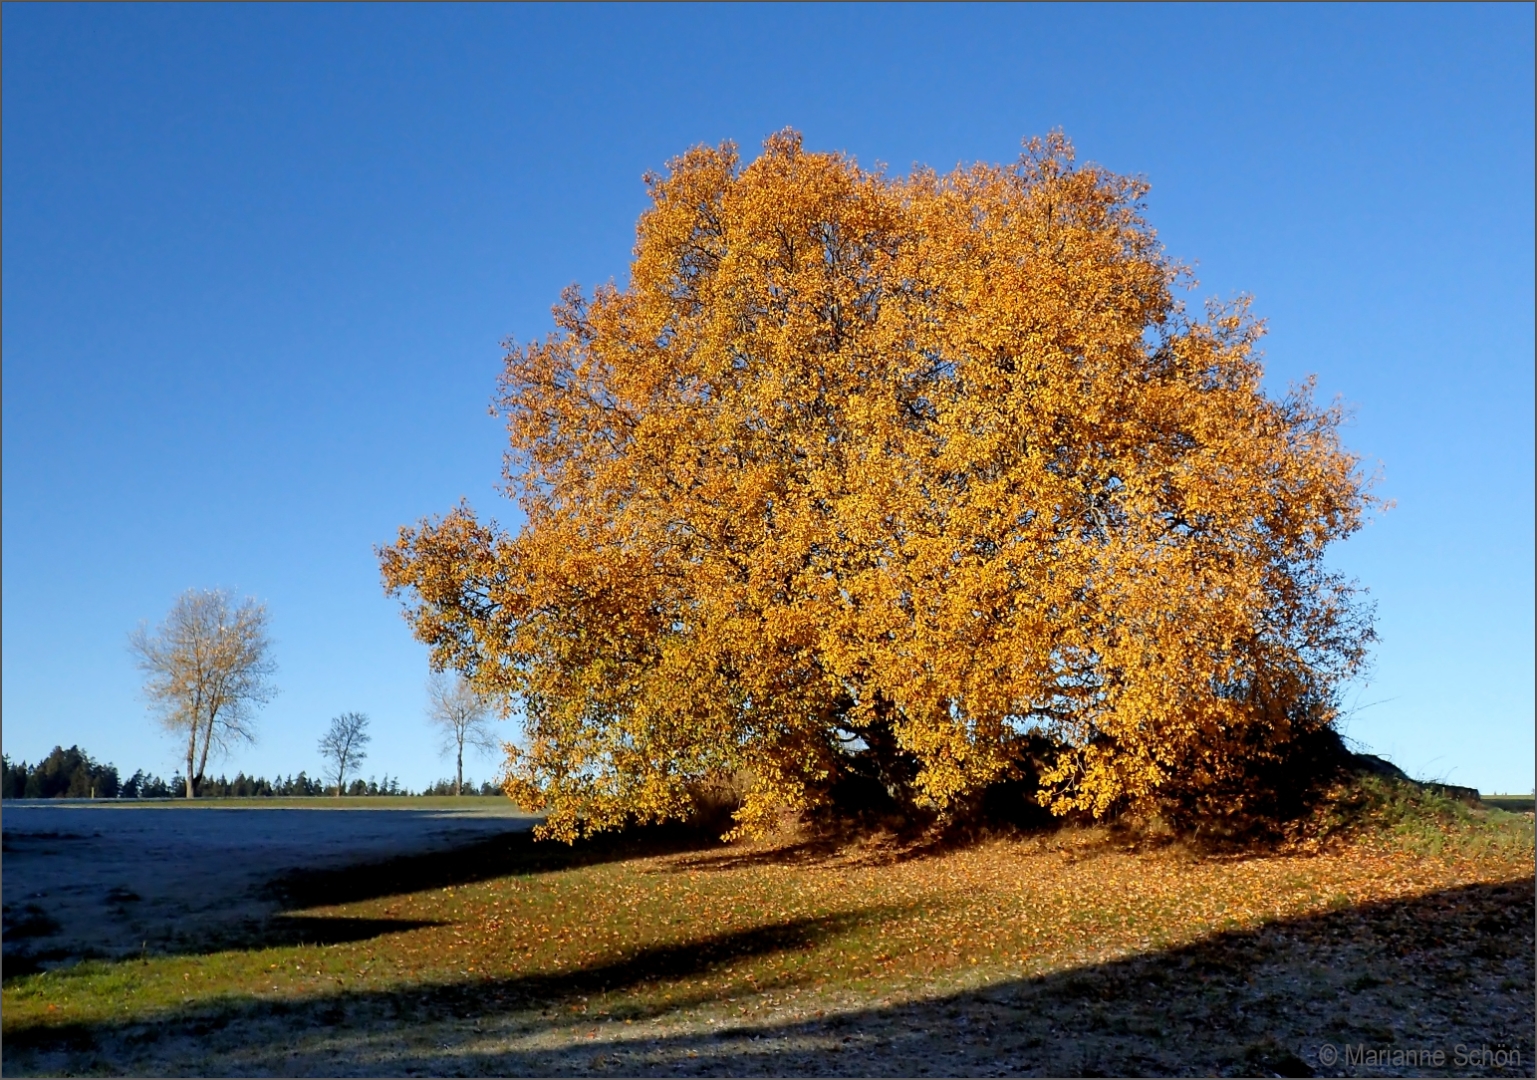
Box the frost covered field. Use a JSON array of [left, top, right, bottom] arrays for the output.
[[2, 801, 534, 971]]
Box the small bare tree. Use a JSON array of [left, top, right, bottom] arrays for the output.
[[318, 712, 370, 797], [129, 589, 277, 798], [426, 672, 499, 796]]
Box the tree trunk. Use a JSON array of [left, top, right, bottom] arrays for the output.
[[195, 708, 217, 799], [456, 741, 463, 797]]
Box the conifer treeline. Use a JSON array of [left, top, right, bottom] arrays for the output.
[[0, 746, 425, 799], [1, 746, 120, 799], [419, 778, 502, 797]]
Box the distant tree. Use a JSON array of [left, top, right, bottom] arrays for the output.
[[3, 746, 120, 799], [426, 671, 500, 796], [89, 763, 120, 799], [129, 589, 278, 798], [122, 766, 288, 798], [318, 712, 371, 797], [37, 746, 85, 797], [2, 754, 28, 799], [419, 776, 497, 797], [228, 772, 272, 797], [119, 768, 170, 805], [137, 773, 172, 798], [275, 771, 308, 796]]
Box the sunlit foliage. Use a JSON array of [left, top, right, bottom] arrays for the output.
[[380, 131, 1378, 840]]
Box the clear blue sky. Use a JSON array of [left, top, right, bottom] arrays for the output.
[[4, 3, 1532, 794]]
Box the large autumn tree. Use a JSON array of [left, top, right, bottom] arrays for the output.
[[381, 132, 1378, 840]]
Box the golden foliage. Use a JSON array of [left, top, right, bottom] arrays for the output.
[[380, 131, 1378, 840]]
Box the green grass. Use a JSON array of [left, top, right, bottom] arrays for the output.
[[1310, 773, 1535, 856], [1482, 794, 1537, 813]]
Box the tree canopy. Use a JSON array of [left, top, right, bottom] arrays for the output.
[[380, 131, 1378, 840]]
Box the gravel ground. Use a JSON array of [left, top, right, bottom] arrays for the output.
[[1, 802, 535, 968]]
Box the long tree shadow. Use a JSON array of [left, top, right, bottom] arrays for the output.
[[2, 906, 904, 1053], [3, 819, 727, 977], [266, 821, 725, 910], [210, 914, 448, 951], [5, 881, 1531, 1075], [0, 915, 445, 982]]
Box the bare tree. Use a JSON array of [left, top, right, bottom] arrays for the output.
[[426, 672, 499, 796], [318, 712, 371, 796], [129, 589, 277, 798]]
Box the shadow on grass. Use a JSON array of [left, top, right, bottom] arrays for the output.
[[266, 822, 724, 910], [5, 879, 1532, 1076], [221, 914, 446, 950], [2, 905, 902, 1051], [0, 916, 447, 984], [3, 821, 726, 979]]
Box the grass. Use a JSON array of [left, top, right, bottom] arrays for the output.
[[3, 780, 1533, 1076], [1313, 774, 1537, 857], [1483, 794, 1537, 813]]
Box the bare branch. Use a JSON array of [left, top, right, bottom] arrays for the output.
[[426, 671, 499, 796], [318, 712, 371, 796]]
